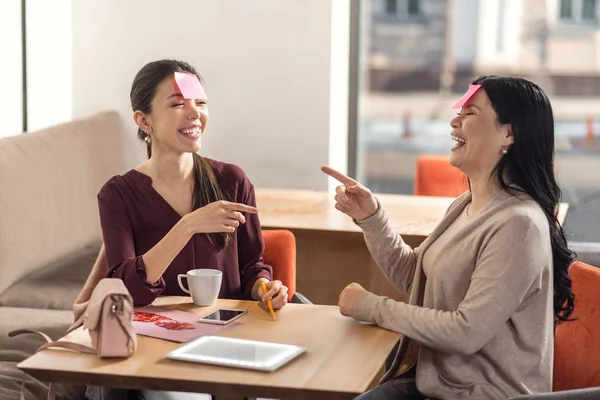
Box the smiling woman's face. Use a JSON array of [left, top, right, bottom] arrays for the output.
[[141, 75, 210, 155], [449, 89, 514, 178]]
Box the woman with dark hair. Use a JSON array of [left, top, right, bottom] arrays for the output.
[[322, 76, 574, 400], [94, 59, 290, 398], [100, 58, 287, 308], [99, 59, 287, 307], [95, 59, 288, 399]]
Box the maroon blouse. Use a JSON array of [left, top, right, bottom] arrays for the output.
[[97, 159, 272, 306]]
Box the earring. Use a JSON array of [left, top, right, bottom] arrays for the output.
[[502, 148, 508, 155], [142, 126, 152, 143]]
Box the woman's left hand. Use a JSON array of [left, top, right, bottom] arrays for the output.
[[338, 282, 367, 317], [257, 279, 288, 310]]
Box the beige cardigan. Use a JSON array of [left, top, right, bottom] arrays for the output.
[[353, 190, 554, 400]]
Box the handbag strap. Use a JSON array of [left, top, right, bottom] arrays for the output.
[[10, 329, 97, 400], [9, 329, 90, 400], [35, 340, 97, 354], [9, 307, 137, 399], [115, 308, 137, 355], [9, 329, 97, 354], [103, 293, 137, 355]]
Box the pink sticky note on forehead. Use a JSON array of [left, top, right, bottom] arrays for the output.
[[452, 84, 481, 109], [174, 72, 207, 100]]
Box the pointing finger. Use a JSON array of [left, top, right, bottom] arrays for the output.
[[223, 202, 258, 214], [321, 166, 357, 186]]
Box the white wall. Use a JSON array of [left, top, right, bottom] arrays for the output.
[[72, 0, 350, 191], [0, 0, 23, 138], [26, 0, 72, 132]]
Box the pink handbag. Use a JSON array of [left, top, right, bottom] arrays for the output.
[[80, 277, 137, 357], [9, 278, 137, 399]]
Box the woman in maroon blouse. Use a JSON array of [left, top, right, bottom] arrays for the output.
[[98, 59, 288, 311]]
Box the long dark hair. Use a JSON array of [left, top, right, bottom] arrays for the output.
[[130, 59, 232, 249], [472, 76, 575, 323]]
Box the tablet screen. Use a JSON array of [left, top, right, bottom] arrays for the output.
[[166, 336, 307, 372]]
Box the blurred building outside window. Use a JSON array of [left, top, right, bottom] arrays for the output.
[[356, 0, 600, 245]]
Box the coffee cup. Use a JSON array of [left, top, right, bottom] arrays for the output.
[[177, 269, 222, 306]]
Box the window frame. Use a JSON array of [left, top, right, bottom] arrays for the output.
[[559, 0, 599, 25], [379, 0, 422, 21]]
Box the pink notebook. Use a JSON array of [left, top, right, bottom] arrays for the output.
[[133, 306, 242, 343]]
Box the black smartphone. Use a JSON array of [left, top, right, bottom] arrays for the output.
[[198, 308, 247, 325]]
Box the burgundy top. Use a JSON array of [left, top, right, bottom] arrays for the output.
[[97, 159, 272, 306]]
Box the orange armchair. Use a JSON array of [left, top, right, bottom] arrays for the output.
[[553, 261, 600, 392], [261, 229, 310, 304], [414, 155, 469, 197], [507, 261, 600, 400]]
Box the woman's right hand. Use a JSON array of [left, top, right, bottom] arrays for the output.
[[183, 200, 258, 234], [321, 166, 378, 221]]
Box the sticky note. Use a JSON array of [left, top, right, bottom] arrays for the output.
[[452, 84, 481, 109], [174, 72, 207, 100]]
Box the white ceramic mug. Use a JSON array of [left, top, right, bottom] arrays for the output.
[[177, 269, 223, 306]]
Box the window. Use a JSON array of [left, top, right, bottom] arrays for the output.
[[382, 0, 420, 18], [560, 0, 598, 23], [353, 0, 600, 245], [407, 0, 420, 15], [0, 0, 23, 137], [0, 1, 71, 137], [385, 0, 397, 15], [560, 0, 573, 19], [582, 0, 597, 20]]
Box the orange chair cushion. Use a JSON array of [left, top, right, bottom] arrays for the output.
[[414, 155, 469, 197], [553, 261, 600, 391], [261, 229, 296, 301]]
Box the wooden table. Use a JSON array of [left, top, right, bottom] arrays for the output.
[[18, 297, 400, 400], [255, 188, 569, 305]]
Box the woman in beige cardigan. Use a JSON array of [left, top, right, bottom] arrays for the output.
[[323, 76, 575, 400]]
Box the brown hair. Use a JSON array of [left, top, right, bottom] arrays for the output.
[[130, 59, 232, 248]]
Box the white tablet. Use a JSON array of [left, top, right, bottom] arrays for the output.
[[165, 336, 307, 372]]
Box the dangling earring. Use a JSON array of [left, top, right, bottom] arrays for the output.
[[502, 148, 508, 155], [143, 127, 152, 144]]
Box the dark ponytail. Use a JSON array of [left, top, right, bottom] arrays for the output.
[[192, 153, 232, 248]]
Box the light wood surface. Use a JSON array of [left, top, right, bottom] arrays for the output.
[[256, 188, 569, 232], [255, 188, 569, 305], [256, 188, 455, 237], [18, 297, 401, 400]]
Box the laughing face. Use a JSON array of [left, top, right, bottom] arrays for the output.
[[449, 89, 514, 179], [140, 74, 209, 155]]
